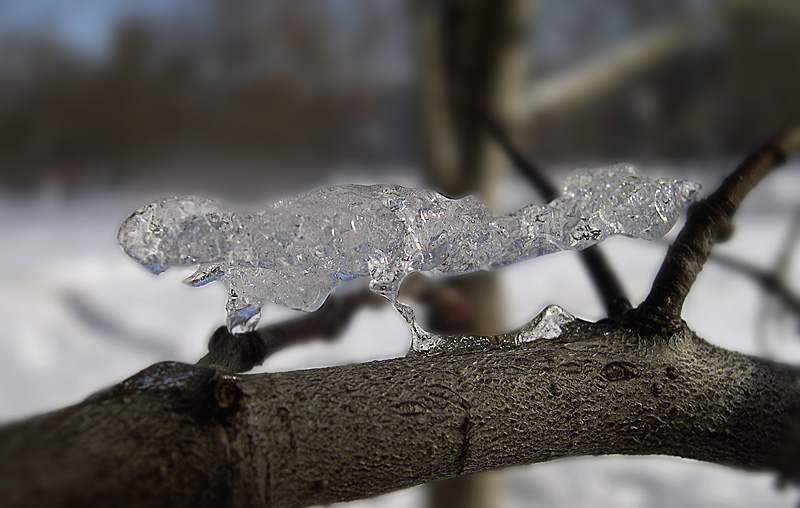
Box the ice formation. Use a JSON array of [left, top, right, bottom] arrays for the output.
[[117, 163, 700, 350], [407, 304, 578, 354]]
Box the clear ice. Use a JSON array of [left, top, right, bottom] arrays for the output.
[[407, 304, 578, 355], [117, 163, 700, 351]]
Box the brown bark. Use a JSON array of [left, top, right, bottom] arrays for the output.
[[2, 320, 799, 508], [639, 129, 800, 326]]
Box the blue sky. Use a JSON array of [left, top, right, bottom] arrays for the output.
[[0, 0, 190, 58]]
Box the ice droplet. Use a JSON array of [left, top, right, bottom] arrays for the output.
[[514, 305, 576, 344], [118, 164, 699, 344]]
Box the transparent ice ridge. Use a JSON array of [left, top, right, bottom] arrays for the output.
[[406, 304, 578, 355], [117, 163, 700, 351]]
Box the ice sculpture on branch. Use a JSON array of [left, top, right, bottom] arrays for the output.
[[117, 163, 700, 350]]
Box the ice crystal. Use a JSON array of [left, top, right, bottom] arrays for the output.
[[407, 304, 579, 355], [117, 163, 699, 348], [514, 305, 576, 343]]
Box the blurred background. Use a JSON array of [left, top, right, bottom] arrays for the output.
[[1, 0, 800, 507]]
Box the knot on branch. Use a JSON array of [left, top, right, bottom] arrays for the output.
[[601, 361, 639, 381], [206, 376, 244, 419], [88, 362, 245, 424]]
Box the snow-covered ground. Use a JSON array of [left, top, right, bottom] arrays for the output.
[[1, 164, 799, 507]]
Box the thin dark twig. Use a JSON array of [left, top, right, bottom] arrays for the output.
[[196, 290, 384, 373], [708, 250, 800, 316], [653, 207, 800, 315], [775, 208, 800, 278], [483, 114, 632, 317], [639, 128, 800, 326], [756, 209, 800, 356], [61, 290, 180, 358], [483, 115, 559, 200], [195, 273, 503, 373], [577, 246, 634, 316]]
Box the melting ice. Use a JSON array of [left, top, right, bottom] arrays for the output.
[[117, 163, 700, 350]]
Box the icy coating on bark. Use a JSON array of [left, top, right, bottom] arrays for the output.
[[117, 163, 700, 348], [407, 305, 579, 355]]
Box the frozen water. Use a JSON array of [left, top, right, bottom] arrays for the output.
[[406, 304, 579, 355], [117, 163, 699, 343], [515, 305, 576, 343]]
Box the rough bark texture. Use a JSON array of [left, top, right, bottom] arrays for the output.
[[2, 319, 799, 508], [414, 1, 528, 502]]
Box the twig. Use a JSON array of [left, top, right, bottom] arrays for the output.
[[638, 128, 800, 326], [709, 251, 800, 316], [774, 208, 800, 281], [196, 290, 383, 372], [195, 278, 490, 372], [755, 208, 800, 357], [483, 114, 632, 317], [61, 290, 180, 359], [483, 115, 558, 199], [577, 246, 634, 316], [655, 206, 800, 316]]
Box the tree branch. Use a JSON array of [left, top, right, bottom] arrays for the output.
[[197, 279, 492, 373], [3, 321, 800, 508], [708, 250, 800, 316], [197, 290, 384, 373], [510, 8, 717, 121], [638, 129, 800, 326]]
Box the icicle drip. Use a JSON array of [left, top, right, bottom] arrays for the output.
[[117, 163, 699, 339]]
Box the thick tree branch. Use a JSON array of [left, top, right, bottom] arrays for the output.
[[3, 321, 800, 508], [638, 129, 800, 326]]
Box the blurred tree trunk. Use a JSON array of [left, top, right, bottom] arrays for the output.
[[414, 1, 533, 506]]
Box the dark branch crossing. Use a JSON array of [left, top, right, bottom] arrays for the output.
[[483, 114, 633, 317]]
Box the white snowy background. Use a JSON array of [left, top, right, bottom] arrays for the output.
[[1, 163, 799, 508]]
